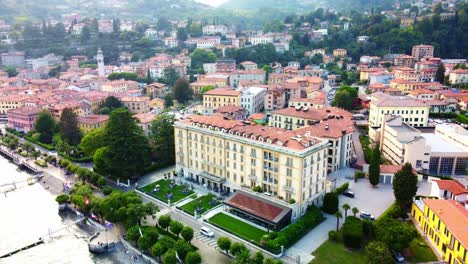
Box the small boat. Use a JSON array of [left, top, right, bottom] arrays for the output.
[[88, 241, 116, 254]]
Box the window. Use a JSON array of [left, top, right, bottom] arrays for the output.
[[286, 168, 292, 177]]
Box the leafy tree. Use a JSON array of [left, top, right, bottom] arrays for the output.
[[151, 113, 176, 165], [393, 163, 418, 212], [103, 96, 123, 109], [200, 85, 215, 94], [322, 192, 339, 214], [342, 216, 364, 249], [190, 48, 217, 69], [79, 128, 106, 156], [185, 251, 202, 264], [173, 240, 192, 260], [157, 17, 171, 31], [4, 66, 18, 77], [332, 85, 357, 110], [342, 203, 351, 218], [98, 107, 111, 115], [35, 110, 56, 144], [158, 214, 172, 231], [181, 226, 194, 243], [366, 241, 394, 264], [375, 216, 417, 251], [163, 67, 180, 86], [229, 242, 246, 256], [127, 226, 141, 242], [172, 78, 193, 104], [169, 220, 183, 238], [232, 249, 251, 264], [368, 146, 381, 187], [151, 242, 167, 260], [138, 228, 159, 250], [107, 72, 138, 81], [251, 251, 265, 264], [59, 108, 82, 146], [176, 28, 188, 41], [335, 210, 343, 231], [164, 93, 174, 108], [80, 26, 90, 43], [217, 237, 231, 254], [188, 22, 202, 37], [95, 109, 151, 179], [435, 64, 446, 84], [162, 249, 177, 264]]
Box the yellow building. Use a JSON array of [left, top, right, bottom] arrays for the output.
[[0, 95, 27, 115], [120, 96, 150, 114], [412, 198, 468, 264], [203, 88, 240, 110], [174, 114, 329, 221], [333, 48, 347, 58], [149, 98, 165, 109], [78, 114, 109, 133], [369, 92, 430, 127]]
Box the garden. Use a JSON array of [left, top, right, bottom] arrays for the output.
[[139, 179, 194, 204], [208, 212, 268, 243], [179, 193, 220, 216]]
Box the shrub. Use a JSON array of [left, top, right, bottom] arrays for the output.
[[334, 182, 349, 195], [288, 198, 296, 204], [162, 249, 177, 264], [342, 216, 363, 249], [126, 225, 141, 243], [322, 192, 339, 214], [354, 171, 366, 182], [328, 230, 339, 241], [102, 186, 113, 195], [173, 240, 192, 260], [97, 176, 107, 187], [366, 241, 394, 264], [185, 251, 202, 264], [374, 217, 417, 251], [181, 226, 194, 243], [230, 242, 246, 256], [217, 237, 231, 254], [55, 194, 69, 204], [253, 185, 263, 192]]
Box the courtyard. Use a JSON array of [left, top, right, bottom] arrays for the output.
[[179, 193, 221, 216], [138, 179, 194, 204]]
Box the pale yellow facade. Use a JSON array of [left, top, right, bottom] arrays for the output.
[[174, 121, 329, 220], [203, 94, 240, 109]]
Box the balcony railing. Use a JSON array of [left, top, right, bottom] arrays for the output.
[[249, 174, 257, 181], [282, 185, 295, 193]]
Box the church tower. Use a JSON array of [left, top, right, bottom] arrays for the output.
[[97, 48, 105, 77]]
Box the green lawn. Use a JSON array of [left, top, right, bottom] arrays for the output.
[[139, 179, 194, 203], [408, 236, 438, 263], [180, 193, 220, 215], [208, 213, 267, 243], [310, 240, 368, 264]]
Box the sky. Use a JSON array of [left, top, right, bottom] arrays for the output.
[[194, 0, 228, 7]]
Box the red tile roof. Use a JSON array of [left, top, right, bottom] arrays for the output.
[[224, 191, 291, 223], [434, 180, 468, 195], [379, 165, 403, 174], [203, 88, 240, 96]]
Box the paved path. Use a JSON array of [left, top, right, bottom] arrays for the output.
[[352, 131, 365, 164]]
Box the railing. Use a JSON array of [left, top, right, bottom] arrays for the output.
[[282, 185, 295, 193], [248, 174, 257, 181]]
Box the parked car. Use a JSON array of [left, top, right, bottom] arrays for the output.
[[200, 227, 214, 238], [342, 190, 355, 198], [391, 250, 405, 263], [359, 212, 375, 221]]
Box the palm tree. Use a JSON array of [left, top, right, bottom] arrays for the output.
[[342, 203, 351, 218], [335, 210, 343, 231], [352, 207, 359, 217], [31, 151, 40, 160]]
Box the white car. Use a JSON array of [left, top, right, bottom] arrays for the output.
[[200, 227, 214, 238]]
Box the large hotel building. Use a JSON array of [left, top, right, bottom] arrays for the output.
[[174, 114, 329, 221]]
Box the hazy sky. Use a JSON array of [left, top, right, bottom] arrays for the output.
[[194, 0, 228, 7]]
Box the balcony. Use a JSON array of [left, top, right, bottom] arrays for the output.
[[263, 166, 278, 172], [263, 177, 278, 185], [282, 185, 295, 193], [249, 174, 257, 181], [263, 156, 278, 162]]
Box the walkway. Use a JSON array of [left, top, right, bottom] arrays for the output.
[[352, 131, 365, 164]]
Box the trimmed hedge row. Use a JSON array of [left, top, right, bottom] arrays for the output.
[[24, 136, 56, 151], [334, 182, 349, 195], [264, 206, 324, 253], [58, 151, 93, 163], [59, 159, 106, 188]]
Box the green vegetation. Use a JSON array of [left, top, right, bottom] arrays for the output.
[[59, 108, 82, 146], [332, 86, 358, 111], [310, 240, 368, 264], [208, 213, 268, 243], [408, 236, 438, 263], [366, 241, 393, 264], [172, 78, 193, 104], [139, 179, 194, 203], [393, 163, 418, 212], [150, 113, 176, 168], [368, 146, 381, 187], [359, 134, 372, 163], [179, 194, 220, 215], [322, 192, 339, 214]]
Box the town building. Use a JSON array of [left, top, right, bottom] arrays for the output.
[[164, 37, 179, 48], [229, 70, 266, 88], [120, 96, 150, 114], [203, 88, 241, 113], [101, 80, 138, 93], [449, 69, 468, 85], [240, 86, 267, 115], [394, 55, 415, 68], [369, 92, 430, 127], [430, 179, 467, 203], [412, 44, 434, 61], [78, 114, 109, 133], [264, 86, 286, 112], [332, 49, 347, 58], [240, 61, 258, 71], [7, 107, 41, 133], [214, 105, 248, 120], [216, 59, 236, 73], [1, 52, 25, 67], [174, 114, 330, 221], [202, 25, 229, 36], [411, 199, 468, 264], [134, 112, 155, 136]]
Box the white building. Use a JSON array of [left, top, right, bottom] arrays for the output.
[[229, 69, 266, 88], [249, 35, 274, 46], [164, 37, 179, 48], [430, 179, 467, 203], [96, 49, 105, 77], [202, 25, 229, 36], [240, 86, 267, 115], [203, 63, 217, 74]]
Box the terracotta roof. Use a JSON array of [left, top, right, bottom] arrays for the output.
[[203, 88, 240, 96], [295, 119, 355, 138], [7, 107, 42, 115], [272, 106, 353, 120], [134, 113, 155, 124], [434, 180, 468, 195], [409, 88, 435, 95], [371, 92, 429, 107], [224, 191, 291, 224], [216, 105, 246, 114], [78, 114, 109, 124], [249, 113, 266, 120], [423, 199, 468, 249], [379, 165, 403, 174]]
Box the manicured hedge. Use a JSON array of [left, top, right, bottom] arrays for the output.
[[322, 192, 339, 214], [59, 151, 93, 163], [342, 216, 363, 249], [334, 183, 349, 195], [25, 136, 56, 150], [264, 206, 324, 253]]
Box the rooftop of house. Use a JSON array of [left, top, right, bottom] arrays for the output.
[[434, 180, 468, 195], [134, 112, 155, 124], [7, 106, 42, 116], [203, 88, 240, 96], [272, 106, 353, 120], [215, 105, 246, 114], [371, 92, 429, 107], [379, 164, 403, 174], [78, 114, 109, 124], [423, 199, 468, 249]]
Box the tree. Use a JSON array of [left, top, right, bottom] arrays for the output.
[[169, 220, 183, 238], [393, 163, 418, 212], [79, 128, 106, 156], [127, 226, 141, 243], [4, 66, 18, 77], [375, 216, 417, 251], [176, 28, 188, 41], [158, 214, 172, 231], [332, 85, 357, 110], [172, 78, 193, 104], [59, 108, 82, 146], [162, 249, 177, 264], [107, 72, 138, 81], [151, 242, 166, 260], [80, 26, 90, 43], [188, 22, 202, 37], [173, 239, 192, 260], [342, 203, 351, 218], [322, 192, 339, 214], [94, 109, 151, 179], [181, 226, 194, 243], [185, 251, 202, 264], [368, 146, 381, 187], [217, 237, 231, 254], [138, 229, 159, 250], [163, 67, 180, 86], [103, 96, 123, 109], [164, 93, 174, 108], [35, 110, 56, 144], [342, 216, 364, 249], [335, 210, 343, 231], [151, 113, 176, 165], [190, 48, 217, 69], [23, 142, 33, 155], [251, 251, 265, 264], [229, 242, 246, 256], [157, 17, 171, 31], [366, 241, 394, 264], [435, 64, 446, 84], [352, 207, 359, 217], [232, 249, 251, 264], [200, 85, 215, 94]]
